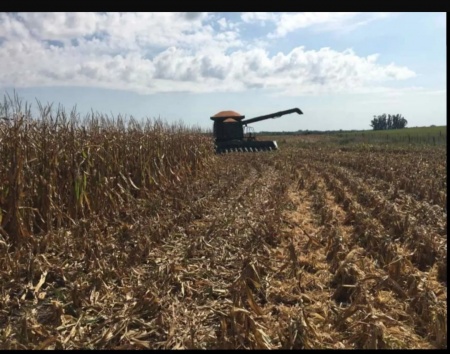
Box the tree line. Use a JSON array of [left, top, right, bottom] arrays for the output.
[[370, 114, 407, 130]]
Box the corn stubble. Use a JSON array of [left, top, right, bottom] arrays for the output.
[[0, 95, 446, 349]]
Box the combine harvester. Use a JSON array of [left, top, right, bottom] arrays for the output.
[[211, 108, 303, 154]]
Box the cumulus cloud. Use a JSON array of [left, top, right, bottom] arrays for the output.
[[0, 12, 415, 96], [17, 12, 100, 41]]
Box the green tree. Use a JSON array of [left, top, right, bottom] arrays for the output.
[[370, 113, 407, 130]]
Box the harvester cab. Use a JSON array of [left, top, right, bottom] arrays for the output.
[[244, 125, 256, 141], [210, 108, 303, 153]]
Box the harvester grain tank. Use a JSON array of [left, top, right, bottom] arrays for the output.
[[210, 108, 303, 153]]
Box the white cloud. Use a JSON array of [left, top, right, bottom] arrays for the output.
[[2, 12, 226, 52], [0, 12, 415, 96], [241, 12, 279, 24], [17, 12, 100, 41], [272, 12, 358, 37], [241, 12, 392, 37], [347, 86, 445, 107]]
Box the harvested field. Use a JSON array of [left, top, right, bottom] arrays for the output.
[[0, 99, 447, 349]]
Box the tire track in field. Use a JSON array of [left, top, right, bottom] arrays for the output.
[[267, 161, 353, 348], [144, 152, 286, 349]]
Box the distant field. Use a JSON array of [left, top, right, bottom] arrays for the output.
[[334, 126, 447, 145], [261, 125, 447, 148]]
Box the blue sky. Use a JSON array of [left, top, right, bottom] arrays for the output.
[[0, 12, 446, 131]]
